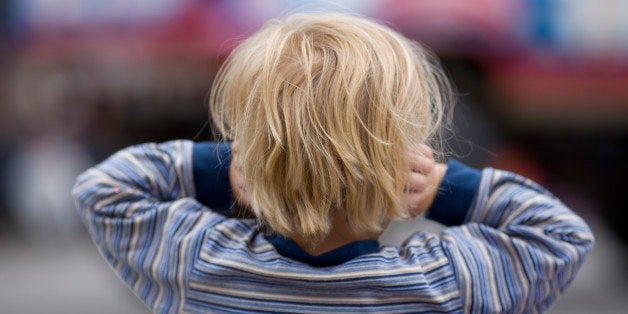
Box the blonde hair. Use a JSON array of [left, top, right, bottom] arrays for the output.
[[210, 12, 452, 241]]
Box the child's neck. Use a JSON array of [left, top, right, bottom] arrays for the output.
[[288, 215, 387, 256]]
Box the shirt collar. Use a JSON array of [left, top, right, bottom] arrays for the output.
[[266, 233, 380, 267]]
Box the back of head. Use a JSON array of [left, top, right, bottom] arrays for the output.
[[210, 12, 452, 241]]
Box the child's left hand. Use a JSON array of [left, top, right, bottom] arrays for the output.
[[403, 145, 447, 217]]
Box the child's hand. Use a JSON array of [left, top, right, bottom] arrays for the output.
[[403, 145, 447, 217], [229, 142, 251, 207]]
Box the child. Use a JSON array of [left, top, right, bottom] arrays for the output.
[[73, 13, 593, 313]]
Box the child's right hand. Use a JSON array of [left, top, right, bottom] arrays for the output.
[[229, 142, 252, 208], [403, 145, 447, 217]]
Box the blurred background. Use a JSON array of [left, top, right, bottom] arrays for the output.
[[0, 0, 627, 313]]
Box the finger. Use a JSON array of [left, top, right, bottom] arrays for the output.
[[409, 144, 433, 159], [408, 153, 434, 174], [403, 192, 428, 217], [231, 157, 242, 169], [404, 172, 428, 193], [417, 144, 433, 159]]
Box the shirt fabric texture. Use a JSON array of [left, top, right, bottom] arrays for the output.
[[72, 140, 594, 313]]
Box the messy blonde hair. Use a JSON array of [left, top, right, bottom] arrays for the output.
[[210, 13, 452, 240]]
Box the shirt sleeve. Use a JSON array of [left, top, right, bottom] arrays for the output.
[[72, 140, 227, 314], [428, 161, 594, 313], [192, 141, 235, 215]]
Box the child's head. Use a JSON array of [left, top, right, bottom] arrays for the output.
[[210, 12, 452, 240]]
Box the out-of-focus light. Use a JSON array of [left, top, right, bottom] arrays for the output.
[[17, 0, 189, 28]]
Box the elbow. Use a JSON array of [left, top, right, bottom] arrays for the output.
[[556, 216, 595, 263], [72, 170, 93, 216], [71, 168, 120, 218], [545, 221, 595, 296]]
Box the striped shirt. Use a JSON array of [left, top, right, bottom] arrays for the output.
[[72, 140, 594, 313]]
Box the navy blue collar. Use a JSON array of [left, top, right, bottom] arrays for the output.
[[266, 234, 380, 267]]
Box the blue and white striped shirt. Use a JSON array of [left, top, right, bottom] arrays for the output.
[[73, 140, 593, 313]]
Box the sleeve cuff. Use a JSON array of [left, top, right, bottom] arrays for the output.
[[192, 142, 234, 215], [426, 159, 482, 226]]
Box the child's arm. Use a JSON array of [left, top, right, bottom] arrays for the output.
[[426, 160, 594, 313], [72, 140, 230, 313]]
